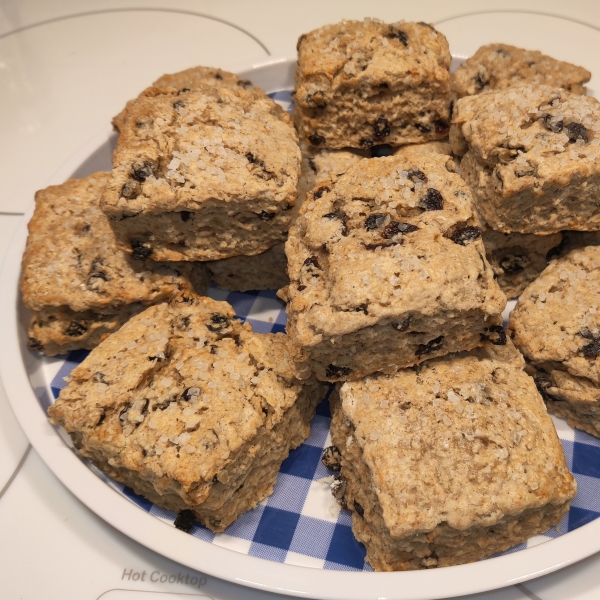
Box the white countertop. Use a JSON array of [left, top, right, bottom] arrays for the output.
[[4, 2, 600, 598]]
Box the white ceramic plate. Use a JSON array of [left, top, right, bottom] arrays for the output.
[[4, 12, 600, 598]]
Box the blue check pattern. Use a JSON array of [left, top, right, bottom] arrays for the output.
[[48, 283, 600, 570]]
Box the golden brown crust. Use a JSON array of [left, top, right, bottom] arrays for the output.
[[451, 44, 590, 100], [48, 293, 326, 531], [330, 342, 576, 570], [283, 152, 505, 381], [101, 86, 300, 261], [294, 20, 451, 149]]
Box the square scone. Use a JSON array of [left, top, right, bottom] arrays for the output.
[[20, 172, 209, 356], [329, 341, 576, 571], [48, 293, 327, 531], [281, 152, 506, 382], [481, 229, 562, 299], [509, 246, 600, 437], [294, 20, 452, 150], [101, 85, 300, 261], [451, 85, 600, 234], [451, 44, 590, 101]]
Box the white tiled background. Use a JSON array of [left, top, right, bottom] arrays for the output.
[[4, 1, 600, 598]]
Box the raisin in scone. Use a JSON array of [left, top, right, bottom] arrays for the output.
[[330, 341, 576, 571], [509, 246, 600, 437], [451, 44, 590, 100], [112, 66, 254, 133], [482, 229, 562, 298], [451, 85, 600, 234], [21, 172, 209, 356], [281, 152, 506, 382], [294, 19, 452, 150], [101, 85, 300, 261], [48, 293, 327, 531]]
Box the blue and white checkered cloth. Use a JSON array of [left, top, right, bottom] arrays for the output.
[[48, 284, 600, 571]]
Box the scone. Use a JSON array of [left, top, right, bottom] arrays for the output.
[[281, 152, 506, 382], [48, 292, 327, 531], [482, 229, 562, 298], [451, 85, 600, 234], [100, 85, 300, 261], [330, 341, 576, 571], [509, 246, 600, 437], [451, 44, 590, 100], [112, 66, 254, 133], [294, 20, 452, 150], [20, 172, 209, 356]]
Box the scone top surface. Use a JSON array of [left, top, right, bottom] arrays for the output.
[[101, 84, 300, 216], [451, 43, 591, 99], [48, 294, 304, 501], [452, 85, 600, 164], [451, 85, 600, 233], [20, 172, 198, 313], [339, 342, 576, 538], [296, 20, 450, 89], [509, 245, 600, 385], [286, 152, 505, 340], [112, 66, 254, 133], [294, 19, 451, 149], [152, 66, 253, 92]]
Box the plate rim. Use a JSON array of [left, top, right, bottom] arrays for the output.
[[2, 54, 600, 600]]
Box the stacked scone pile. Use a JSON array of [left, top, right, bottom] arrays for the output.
[[24, 16, 600, 571]]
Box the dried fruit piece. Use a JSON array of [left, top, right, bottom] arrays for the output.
[[65, 320, 88, 337], [415, 336, 444, 356], [419, 188, 444, 211], [207, 313, 230, 333], [131, 240, 153, 260], [450, 226, 481, 246], [481, 325, 507, 346], [131, 160, 155, 182], [322, 446, 342, 471], [308, 133, 326, 146], [326, 364, 352, 379], [364, 213, 388, 230], [382, 221, 418, 238], [373, 117, 391, 139], [566, 122, 588, 143], [174, 509, 196, 533]]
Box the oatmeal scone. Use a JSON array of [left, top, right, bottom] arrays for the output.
[[482, 229, 562, 298], [330, 341, 576, 571], [509, 246, 600, 437], [112, 66, 254, 133], [281, 152, 506, 382], [451, 44, 590, 101], [21, 173, 209, 356], [294, 20, 452, 150], [451, 85, 600, 234], [101, 85, 300, 261], [48, 293, 327, 531]]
